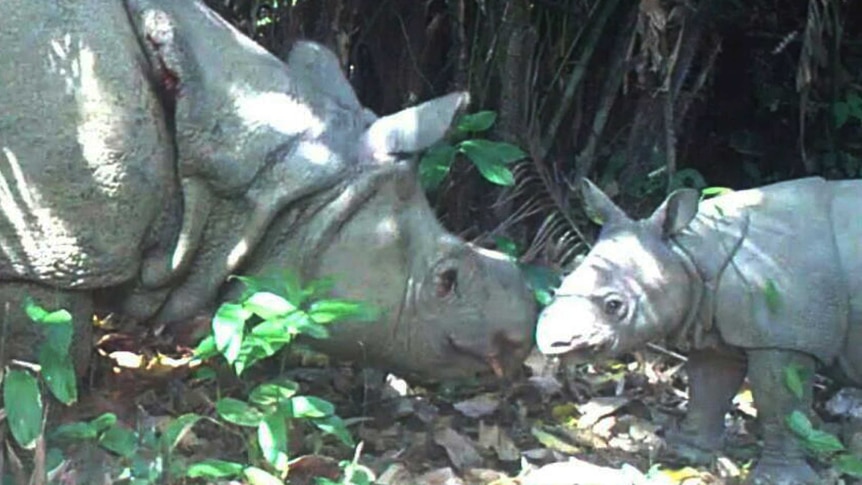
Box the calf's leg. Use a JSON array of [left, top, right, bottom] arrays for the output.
[[664, 348, 746, 463], [745, 349, 820, 485]]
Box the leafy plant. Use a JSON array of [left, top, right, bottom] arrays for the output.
[[784, 365, 862, 479], [492, 236, 561, 306], [185, 271, 378, 483], [833, 90, 862, 129], [2, 299, 77, 447], [419, 110, 527, 191]]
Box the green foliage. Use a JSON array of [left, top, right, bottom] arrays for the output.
[[316, 442, 377, 485], [833, 90, 862, 128], [762, 279, 781, 314], [700, 186, 734, 200], [1, 298, 79, 459], [419, 110, 527, 191], [3, 369, 43, 449], [185, 271, 371, 483], [783, 365, 862, 479], [5, 272, 373, 484], [492, 236, 562, 306]]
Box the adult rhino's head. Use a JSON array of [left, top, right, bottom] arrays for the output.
[[535, 179, 700, 361], [242, 92, 538, 381]]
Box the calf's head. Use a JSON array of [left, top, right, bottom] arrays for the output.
[[535, 179, 701, 361]]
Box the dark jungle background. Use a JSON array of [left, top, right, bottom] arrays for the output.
[[204, 0, 862, 269]]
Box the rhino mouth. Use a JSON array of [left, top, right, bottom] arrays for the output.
[[541, 328, 618, 361], [445, 334, 522, 378]]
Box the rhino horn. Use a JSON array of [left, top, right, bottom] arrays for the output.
[[580, 178, 629, 226], [362, 92, 469, 159], [647, 188, 700, 238]]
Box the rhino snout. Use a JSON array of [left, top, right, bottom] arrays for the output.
[[535, 299, 615, 356], [447, 327, 533, 377]]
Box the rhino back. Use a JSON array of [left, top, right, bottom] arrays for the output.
[[686, 177, 849, 363], [0, 0, 175, 288], [828, 180, 862, 382]]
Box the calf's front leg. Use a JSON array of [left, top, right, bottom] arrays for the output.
[[664, 348, 747, 463], [745, 349, 820, 485]]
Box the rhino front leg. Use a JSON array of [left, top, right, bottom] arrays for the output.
[[745, 349, 820, 485], [664, 348, 747, 464]]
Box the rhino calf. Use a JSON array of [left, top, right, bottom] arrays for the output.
[[535, 177, 862, 485]]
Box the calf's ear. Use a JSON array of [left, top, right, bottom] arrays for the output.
[[580, 178, 628, 226], [648, 188, 700, 238]]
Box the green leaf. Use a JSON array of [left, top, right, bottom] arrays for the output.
[[213, 303, 251, 364], [38, 345, 78, 405], [312, 415, 354, 447], [277, 312, 330, 339], [193, 335, 219, 360], [161, 413, 204, 452], [244, 466, 285, 485], [458, 140, 519, 186], [459, 139, 526, 165], [834, 102, 850, 128], [763, 279, 781, 314], [249, 380, 299, 412], [493, 236, 520, 259], [186, 459, 245, 479], [787, 410, 813, 438], [456, 111, 497, 133], [802, 428, 845, 454], [250, 318, 298, 343], [90, 412, 119, 432], [23, 298, 73, 325], [3, 369, 43, 449], [244, 291, 296, 319], [233, 334, 280, 376], [784, 364, 806, 400], [289, 396, 334, 419], [216, 397, 264, 427], [836, 454, 862, 478], [308, 300, 379, 324], [258, 413, 289, 472], [51, 421, 99, 441], [98, 425, 138, 458], [701, 186, 734, 199], [43, 322, 74, 355], [419, 144, 457, 191]]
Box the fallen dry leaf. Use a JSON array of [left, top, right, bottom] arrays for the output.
[[477, 421, 520, 461], [454, 393, 500, 418], [433, 427, 483, 470]]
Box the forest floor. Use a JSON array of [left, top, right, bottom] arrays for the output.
[[32, 324, 861, 485]]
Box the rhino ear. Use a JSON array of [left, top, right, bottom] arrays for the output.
[[580, 178, 628, 226], [648, 188, 700, 238], [362, 92, 469, 158]]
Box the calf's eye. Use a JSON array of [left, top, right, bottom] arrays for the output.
[[603, 297, 624, 316]]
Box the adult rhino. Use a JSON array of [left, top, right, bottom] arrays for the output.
[[0, 0, 537, 381], [536, 177, 862, 484]]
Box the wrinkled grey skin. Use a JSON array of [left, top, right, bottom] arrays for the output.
[[536, 177, 862, 484], [0, 0, 536, 380]]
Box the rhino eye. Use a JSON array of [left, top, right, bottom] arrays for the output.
[[602, 296, 625, 317], [435, 268, 458, 298]]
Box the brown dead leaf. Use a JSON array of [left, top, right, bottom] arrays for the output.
[[377, 463, 415, 485], [477, 421, 520, 461], [454, 393, 500, 418], [576, 396, 630, 429], [432, 427, 483, 470], [530, 425, 581, 455], [463, 468, 513, 485]]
